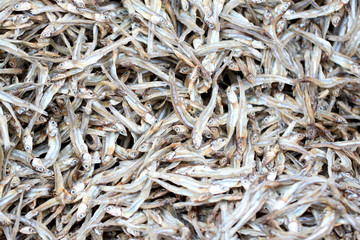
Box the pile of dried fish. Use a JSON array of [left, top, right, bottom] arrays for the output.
[[0, 0, 360, 239]]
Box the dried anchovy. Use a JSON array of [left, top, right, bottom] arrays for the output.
[[0, 0, 359, 239]]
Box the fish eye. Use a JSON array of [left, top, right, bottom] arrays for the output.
[[78, 213, 85, 219], [14, 4, 20, 9], [37, 167, 44, 172], [174, 127, 180, 132], [206, 134, 212, 138], [264, 117, 269, 122], [25, 145, 31, 151], [147, 103, 152, 108], [154, 119, 159, 123], [71, 189, 76, 195], [106, 206, 112, 211], [84, 164, 89, 169], [120, 130, 125, 135]]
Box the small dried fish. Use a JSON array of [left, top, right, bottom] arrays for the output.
[[0, 0, 357, 239]]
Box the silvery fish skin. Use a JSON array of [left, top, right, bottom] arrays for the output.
[[0, 0, 359, 239]]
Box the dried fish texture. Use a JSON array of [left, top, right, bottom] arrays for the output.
[[0, 0, 358, 239]]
